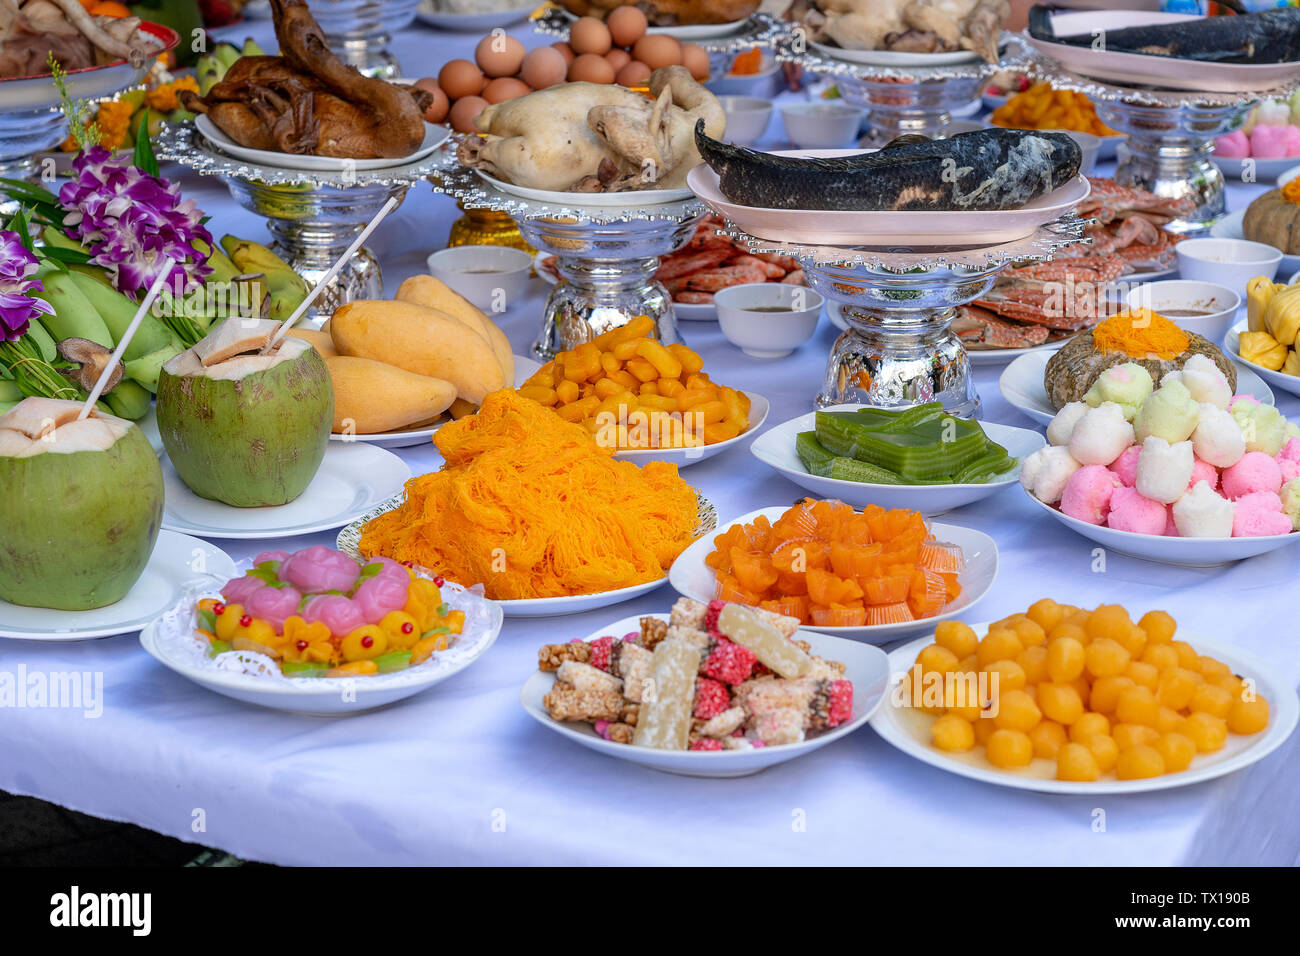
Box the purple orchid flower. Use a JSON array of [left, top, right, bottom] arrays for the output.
[[59, 147, 214, 295], [0, 230, 53, 342]]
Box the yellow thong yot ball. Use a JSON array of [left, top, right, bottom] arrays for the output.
[[1227, 695, 1269, 735], [986, 729, 1034, 768], [1116, 744, 1166, 779], [931, 714, 976, 751], [1056, 742, 1100, 781]]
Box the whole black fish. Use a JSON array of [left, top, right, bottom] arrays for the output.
[[1028, 4, 1300, 64], [694, 122, 1081, 212]]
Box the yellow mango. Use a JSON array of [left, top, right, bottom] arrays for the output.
[[330, 299, 506, 403], [285, 328, 338, 359], [324, 355, 456, 434], [394, 275, 514, 384]]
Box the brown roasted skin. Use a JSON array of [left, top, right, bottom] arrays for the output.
[[561, 0, 759, 26], [179, 0, 431, 159]]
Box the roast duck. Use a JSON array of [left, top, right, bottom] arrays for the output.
[[179, 0, 430, 159]]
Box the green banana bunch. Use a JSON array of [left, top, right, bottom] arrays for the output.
[[220, 235, 309, 322], [65, 267, 180, 362], [196, 53, 223, 97], [31, 265, 114, 349], [104, 379, 151, 420], [125, 344, 179, 393], [0, 380, 23, 403]]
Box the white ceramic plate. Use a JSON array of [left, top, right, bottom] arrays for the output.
[[998, 348, 1275, 427], [416, 0, 534, 31], [827, 302, 1063, 364], [872, 628, 1300, 794], [669, 507, 998, 643], [520, 612, 890, 777], [1210, 154, 1299, 183], [1024, 489, 1300, 566], [139, 581, 502, 716], [336, 491, 718, 617], [810, 39, 981, 67], [674, 300, 717, 321], [329, 355, 540, 447], [0, 22, 176, 109], [0, 531, 235, 641], [1224, 319, 1300, 399], [613, 391, 768, 467], [160, 442, 411, 540], [749, 407, 1045, 516], [475, 169, 692, 206], [688, 159, 1092, 246], [1024, 11, 1300, 94], [1212, 209, 1300, 278], [195, 114, 451, 171]]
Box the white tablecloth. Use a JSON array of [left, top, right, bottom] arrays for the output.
[[2, 18, 1298, 867]]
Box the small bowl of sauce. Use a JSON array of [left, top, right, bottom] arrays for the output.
[[714, 283, 824, 359], [1124, 279, 1241, 344]]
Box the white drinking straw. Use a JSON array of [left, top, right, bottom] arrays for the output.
[[265, 194, 400, 350], [78, 257, 175, 420]]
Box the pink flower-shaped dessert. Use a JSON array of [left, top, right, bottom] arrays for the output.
[[279, 546, 360, 595], [244, 584, 304, 632], [1108, 445, 1141, 487], [1107, 487, 1168, 535], [1221, 451, 1283, 500], [301, 594, 367, 638], [1231, 491, 1292, 537]]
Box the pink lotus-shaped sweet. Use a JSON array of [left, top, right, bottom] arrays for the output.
[[279, 546, 360, 595]]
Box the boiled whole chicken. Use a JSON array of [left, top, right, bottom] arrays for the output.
[[458, 65, 725, 192]]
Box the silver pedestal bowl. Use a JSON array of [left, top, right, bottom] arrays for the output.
[[1033, 66, 1266, 235], [307, 0, 422, 80], [156, 123, 447, 321], [729, 219, 1088, 416], [437, 162, 705, 359], [0, 22, 178, 214]]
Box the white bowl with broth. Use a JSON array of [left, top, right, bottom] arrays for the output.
[[715, 283, 823, 358], [1124, 279, 1241, 344], [1175, 237, 1282, 288], [426, 245, 533, 312]]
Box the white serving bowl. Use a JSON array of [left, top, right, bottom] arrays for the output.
[[748, 407, 1045, 515], [1225, 319, 1300, 399], [669, 508, 998, 644], [520, 613, 890, 777], [706, 54, 779, 98], [715, 283, 823, 358], [1023, 489, 1300, 567], [780, 101, 866, 150], [717, 95, 773, 145], [1124, 279, 1242, 344], [425, 245, 534, 312], [1176, 237, 1283, 287]]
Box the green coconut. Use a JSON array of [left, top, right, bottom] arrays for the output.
[[156, 319, 333, 507], [0, 398, 163, 611]]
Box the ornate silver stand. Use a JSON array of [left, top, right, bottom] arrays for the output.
[[782, 32, 1030, 143], [156, 122, 445, 320], [1033, 65, 1265, 234], [732, 219, 1087, 416], [437, 161, 703, 359], [309, 0, 421, 80]]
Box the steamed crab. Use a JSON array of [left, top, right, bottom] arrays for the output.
[[955, 179, 1194, 349]]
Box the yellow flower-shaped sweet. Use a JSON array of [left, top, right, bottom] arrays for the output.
[[281, 616, 339, 665]]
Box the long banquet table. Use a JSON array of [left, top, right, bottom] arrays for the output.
[[1, 17, 1297, 867]]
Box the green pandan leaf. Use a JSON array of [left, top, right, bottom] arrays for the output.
[[247, 563, 284, 588], [358, 562, 384, 580], [436, 603, 450, 618], [196, 608, 216, 632]]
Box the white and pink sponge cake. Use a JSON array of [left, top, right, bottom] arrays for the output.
[[1282, 477, 1300, 531], [1135, 437, 1194, 505], [1020, 445, 1082, 505], [1060, 465, 1120, 525], [1108, 445, 1140, 487], [1232, 491, 1293, 537], [1161, 354, 1232, 409], [1172, 481, 1236, 538], [1135, 379, 1199, 444], [1191, 402, 1246, 468], [1046, 401, 1089, 447], [1107, 486, 1168, 535], [1068, 402, 1134, 466], [1221, 451, 1283, 500]]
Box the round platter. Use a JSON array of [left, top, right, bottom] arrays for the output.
[[1224, 320, 1300, 400], [415, 0, 535, 31], [998, 348, 1276, 427], [668, 507, 998, 644], [337, 490, 718, 618], [520, 612, 890, 777], [613, 391, 768, 467], [748, 409, 1045, 516], [195, 114, 450, 172], [0, 531, 235, 641], [328, 355, 540, 447], [1023, 11, 1300, 94], [475, 169, 693, 207], [1023, 489, 1300, 567], [871, 628, 1299, 794], [687, 158, 1091, 246], [160, 442, 411, 540], [139, 580, 502, 716], [809, 39, 981, 68]]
